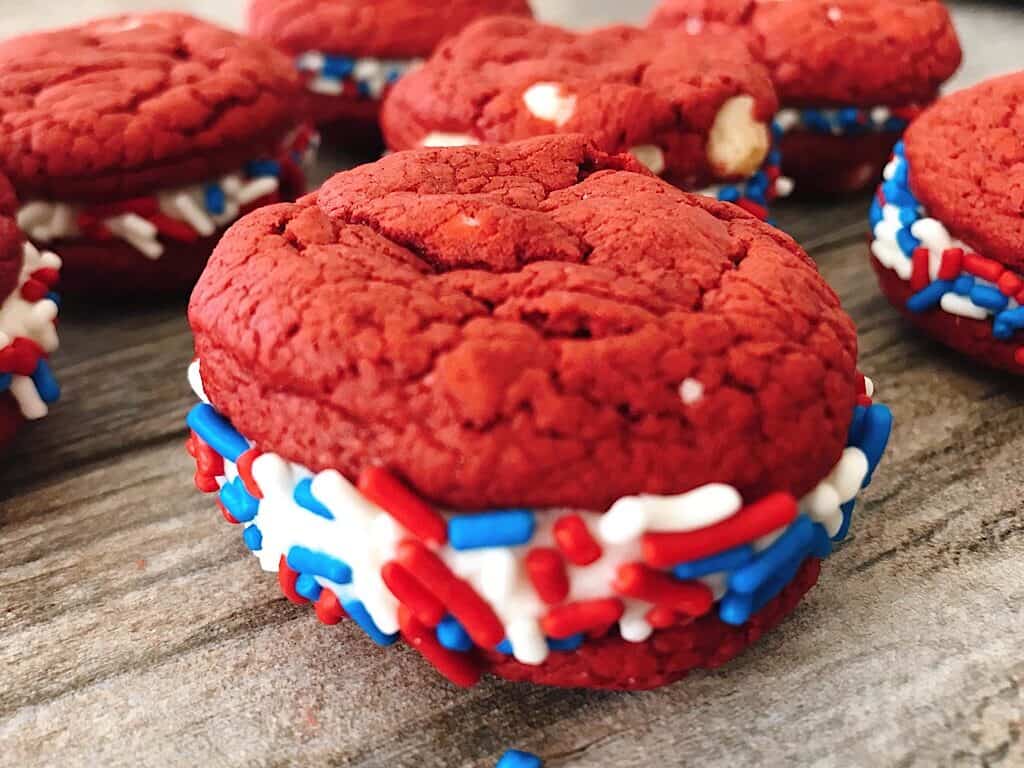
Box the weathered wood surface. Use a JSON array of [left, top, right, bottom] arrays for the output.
[[1, 2, 1023, 767]]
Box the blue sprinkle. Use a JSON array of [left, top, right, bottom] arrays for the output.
[[897, 206, 919, 227], [436, 615, 473, 652], [343, 600, 399, 646], [811, 521, 834, 557], [718, 590, 754, 626], [717, 186, 741, 203], [883, 117, 909, 133], [869, 199, 883, 229], [749, 554, 805, 614], [243, 524, 263, 552], [245, 159, 281, 179], [893, 141, 906, 157], [0, 372, 11, 391], [385, 68, 403, 84], [497, 750, 543, 768], [847, 405, 868, 447], [771, 120, 784, 140], [321, 54, 355, 79], [547, 634, 584, 651], [729, 516, 816, 594], [860, 405, 894, 484], [952, 275, 976, 296], [287, 545, 351, 584], [204, 184, 226, 215], [496, 638, 513, 654], [891, 159, 910, 187], [803, 109, 831, 133], [833, 499, 857, 542], [356, 81, 372, 98], [969, 285, 1009, 312], [747, 171, 768, 195], [30, 359, 60, 403], [838, 107, 863, 129], [293, 478, 334, 520], [448, 509, 535, 550], [186, 404, 249, 462], [906, 280, 954, 313], [994, 307, 1024, 336], [220, 477, 259, 523], [46, 291, 61, 308], [768, 147, 782, 166], [896, 227, 921, 257], [672, 545, 755, 580], [295, 573, 323, 602], [883, 179, 917, 209]]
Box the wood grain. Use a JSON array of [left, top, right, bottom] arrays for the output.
[[1, 2, 1023, 767]]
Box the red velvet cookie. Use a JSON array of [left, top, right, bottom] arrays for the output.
[[650, 0, 962, 196], [0, 172, 61, 447], [869, 72, 1024, 375], [185, 135, 893, 690], [0, 13, 312, 295], [248, 0, 533, 146], [380, 17, 787, 216]]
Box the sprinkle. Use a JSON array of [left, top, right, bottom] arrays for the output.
[[496, 750, 543, 768], [524, 548, 569, 605], [245, 159, 282, 178], [642, 492, 798, 567], [553, 514, 602, 565], [287, 545, 352, 584], [448, 509, 535, 550], [217, 500, 239, 525], [506, 618, 548, 665], [294, 477, 335, 520], [860, 405, 894, 483], [997, 271, 1022, 297], [613, 564, 713, 616], [314, 589, 346, 625], [910, 248, 931, 292], [729, 516, 822, 593], [235, 177, 280, 207], [435, 615, 473, 652], [30, 359, 60, 403], [396, 540, 506, 648], [937, 248, 963, 280], [220, 477, 259, 523], [962, 252, 1004, 283], [381, 560, 447, 627], [969, 284, 1009, 312], [343, 599, 399, 646], [397, 606, 482, 687], [295, 573, 323, 602], [906, 280, 954, 313], [235, 449, 263, 498], [671, 544, 755, 580], [278, 554, 309, 605], [149, 213, 201, 243], [171, 193, 216, 237], [242, 524, 263, 551], [186, 403, 250, 462], [204, 184, 226, 215], [357, 467, 447, 545], [541, 599, 625, 639], [546, 633, 584, 651]]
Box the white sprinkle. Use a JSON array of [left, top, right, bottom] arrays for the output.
[[827, 447, 870, 503], [296, 51, 326, 72], [774, 176, 795, 198], [940, 293, 990, 320], [629, 145, 667, 176], [171, 192, 216, 237], [188, 360, 210, 404], [479, 549, 519, 603], [10, 375, 47, 420], [507, 618, 548, 665], [235, 177, 280, 207], [105, 214, 163, 260], [308, 76, 344, 96], [522, 82, 577, 127], [600, 484, 742, 544], [678, 377, 705, 405], [16, 202, 53, 232], [619, 603, 654, 643], [774, 108, 801, 133], [872, 106, 892, 126], [864, 377, 875, 398]]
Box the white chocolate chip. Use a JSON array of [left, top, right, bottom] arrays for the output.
[[420, 132, 480, 148], [522, 82, 577, 127], [678, 377, 704, 404], [707, 95, 770, 179], [629, 145, 667, 176]]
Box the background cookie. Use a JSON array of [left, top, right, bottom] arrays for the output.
[[869, 72, 1024, 375], [249, 0, 533, 146], [0, 172, 60, 447], [0, 13, 311, 295], [381, 17, 787, 217], [650, 0, 962, 196], [186, 135, 891, 690]]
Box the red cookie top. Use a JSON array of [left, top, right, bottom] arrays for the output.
[[190, 135, 858, 512], [0, 13, 303, 201], [649, 0, 962, 106], [248, 0, 533, 59], [0, 173, 23, 307], [904, 72, 1024, 272], [381, 17, 777, 187]]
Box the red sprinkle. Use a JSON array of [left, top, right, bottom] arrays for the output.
[[910, 248, 931, 292], [962, 252, 1005, 283], [278, 554, 309, 605], [553, 514, 602, 566], [735, 199, 768, 220], [397, 606, 482, 688], [358, 467, 447, 546], [642, 492, 798, 567], [217, 500, 240, 525], [29, 267, 60, 287], [396, 540, 504, 648], [857, 394, 874, 408], [613, 563, 713, 616], [314, 588, 346, 625], [541, 598, 625, 639], [186, 431, 223, 492], [1016, 348, 1024, 367], [525, 548, 569, 605], [0, 337, 44, 376], [937, 248, 964, 281], [235, 449, 263, 499], [645, 605, 679, 630], [20, 278, 48, 302], [997, 271, 1023, 298], [381, 560, 446, 627]]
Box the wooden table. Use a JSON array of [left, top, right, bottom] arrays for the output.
[[1, 3, 1022, 767]]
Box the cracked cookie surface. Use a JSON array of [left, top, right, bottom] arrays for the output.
[[190, 135, 858, 512], [0, 13, 302, 200]]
